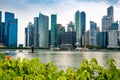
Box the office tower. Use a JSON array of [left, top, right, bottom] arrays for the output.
[[4, 12, 18, 47], [34, 17, 39, 47], [107, 30, 119, 48], [0, 11, 1, 22], [67, 21, 74, 32], [102, 6, 114, 32], [75, 10, 86, 46], [51, 14, 57, 46], [25, 22, 34, 47], [107, 6, 113, 18], [97, 32, 108, 48], [81, 11, 86, 36], [39, 13, 49, 48], [84, 30, 90, 46], [111, 21, 118, 30], [89, 21, 99, 46], [0, 22, 4, 44], [75, 11, 81, 45]]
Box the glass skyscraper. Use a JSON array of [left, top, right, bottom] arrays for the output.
[[90, 21, 98, 46], [8, 19, 18, 47], [51, 14, 57, 46], [107, 6, 113, 18], [4, 12, 18, 47], [34, 13, 49, 48], [34, 17, 39, 47], [75, 11, 86, 46], [102, 6, 114, 32], [25, 22, 34, 47], [67, 21, 74, 32], [75, 11, 81, 44], [0, 11, 1, 22], [81, 11, 86, 36]]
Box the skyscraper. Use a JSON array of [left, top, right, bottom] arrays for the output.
[[8, 19, 18, 47], [107, 6, 113, 18], [4, 12, 18, 47], [0, 22, 4, 43], [75, 11, 81, 45], [25, 22, 34, 47], [67, 21, 74, 32], [89, 21, 98, 46], [102, 6, 114, 32], [39, 13, 49, 48], [51, 14, 57, 46], [0, 11, 1, 22], [34, 17, 39, 47], [75, 11, 86, 46], [81, 11, 86, 36]]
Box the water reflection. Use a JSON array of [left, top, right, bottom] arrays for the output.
[[3, 49, 120, 70]]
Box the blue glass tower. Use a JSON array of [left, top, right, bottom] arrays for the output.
[[75, 11, 81, 44], [38, 13, 49, 48], [25, 22, 34, 47], [0, 11, 1, 22], [51, 14, 57, 46], [8, 19, 18, 47], [34, 17, 39, 47], [81, 11, 86, 36], [90, 21, 97, 46], [4, 12, 18, 47]]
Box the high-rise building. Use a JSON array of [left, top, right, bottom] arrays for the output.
[[81, 11, 86, 36], [0, 11, 1, 22], [8, 19, 18, 47], [55, 24, 65, 47], [107, 30, 119, 48], [39, 13, 49, 48], [107, 6, 113, 18], [75, 11, 86, 46], [61, 32, 76, 46], [97, 32, 108, 48], [111, 21, 118, 30], [84, 30, 90, 46], [75, 11, 81, 45], [25, 22, 34, 47], [51, 14, 57, 46], [89, 21, 99, 46], [4, 12, 18, 47], [34, 17, 39, 47], [67, 21, 74, 32], [102, 6, 114, 32], [0, 22, 4, 43]]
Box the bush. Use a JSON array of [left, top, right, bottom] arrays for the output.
[[0, 56, 120, 80]]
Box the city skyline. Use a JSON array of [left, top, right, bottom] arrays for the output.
[[0, 0, 120, 45]]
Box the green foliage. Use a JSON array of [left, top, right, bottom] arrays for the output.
[[0, 56, 120, 80]]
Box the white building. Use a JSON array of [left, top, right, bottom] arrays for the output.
[[107, 30, 119, 48]]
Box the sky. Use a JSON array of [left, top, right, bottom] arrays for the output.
[[0, 0, 120, 45]]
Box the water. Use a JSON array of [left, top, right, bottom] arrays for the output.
[[3, 49, 120, 70]]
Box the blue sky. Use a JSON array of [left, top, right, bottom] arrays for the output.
[[0, 0, 120, 45]]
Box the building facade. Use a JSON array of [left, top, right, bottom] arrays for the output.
[[81, 11, 86, 36], [102, 6, 114, 32], [51, 14, 57, 46], [25, 22, 34, 47], [97, 32, 108, 48], [75, 11, 81, 45], [35, 13, 49, 48], [34, 17, 39, 47], [89, 21, 98, 46], [0, 11, 1, 22], [67, 21, 75, 32], [4, 12, 18, 47], [107, 30, 119, 48]]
